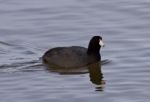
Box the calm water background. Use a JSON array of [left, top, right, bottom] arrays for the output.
[[1, 0, 150, 102]]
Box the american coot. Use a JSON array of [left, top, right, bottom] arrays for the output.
[[42, 36, 104, 68]]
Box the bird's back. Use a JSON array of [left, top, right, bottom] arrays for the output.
[[42, 46, 88, 68]]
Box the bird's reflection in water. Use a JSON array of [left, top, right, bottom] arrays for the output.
[[88, 62, 105, 91], [44, 60, 109, 91]]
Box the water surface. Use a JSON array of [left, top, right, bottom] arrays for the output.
[[1, 0, 150, 102]]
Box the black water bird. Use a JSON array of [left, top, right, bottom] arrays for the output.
[[42, 36, 105, 68]]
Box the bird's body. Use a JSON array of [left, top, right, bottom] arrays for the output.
[[42, 36, 104, 68]]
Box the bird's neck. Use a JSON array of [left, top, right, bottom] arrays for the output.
[[87, 51, 101, 61], [87, 47, 100, 55]]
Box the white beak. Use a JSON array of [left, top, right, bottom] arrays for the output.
[[99, 40, 105, 47]]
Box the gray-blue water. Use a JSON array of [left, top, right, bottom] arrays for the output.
[[1, 0, 150, 102]]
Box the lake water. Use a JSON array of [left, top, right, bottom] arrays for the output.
[[1, 0, 150, 102]]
